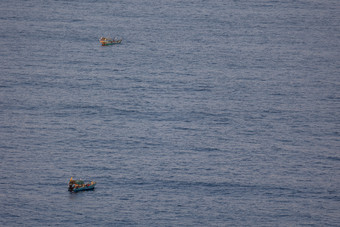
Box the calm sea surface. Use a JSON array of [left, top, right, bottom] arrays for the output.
[[1, 0, 339, 226]]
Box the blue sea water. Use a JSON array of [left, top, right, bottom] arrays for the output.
[[0, 0, 339, 226]]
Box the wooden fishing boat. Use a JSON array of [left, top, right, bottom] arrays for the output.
[[99, 37, 122, 46], [68, 177, 96, 192]]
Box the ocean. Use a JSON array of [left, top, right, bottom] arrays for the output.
[[0, 0, 339, 226]]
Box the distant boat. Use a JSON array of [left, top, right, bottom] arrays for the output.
[[99, 37, 122, 46], [68, 177, 96, 192]]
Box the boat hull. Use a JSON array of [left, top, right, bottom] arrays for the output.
[[72, 184, 96, 192], [100, 39, 122, 46]]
